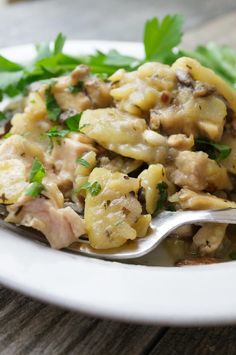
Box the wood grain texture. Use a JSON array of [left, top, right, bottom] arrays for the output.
[[149, 327, 236, 355], [0, 287, 164, 355]]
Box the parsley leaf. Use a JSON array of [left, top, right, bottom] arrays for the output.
[[76, 157, 91, 168], [45, 87, 62, 121], [65, 113, 82, 131], [68, 81, 84, 93], [156, 181, 168, 211], [53, 33, 66, 55], [76, 181, 101, 196], [26, 158, 46, 197], [45, 127, 69, 138], [144, 15, 183, 62], [0, 55, 23, 72], [156, 181, 175, 211], [29, 158, 46, 183], [0, 111, 6, 121], [195, 138, 231, 162], [25, 182, 44, 197]]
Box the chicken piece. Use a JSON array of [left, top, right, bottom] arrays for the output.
[[193, 223, 227, 255], [84, 168, 150, 249], [6, 196, 85, 249], [168, 151, 232, 192], [52, 65, 112, 112], [80, 108, 167, 164], [48, 133, 96, 190], [0, 134, 44, 163], [169, 188, 236, 210]]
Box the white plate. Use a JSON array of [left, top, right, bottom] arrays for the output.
[[0, 40, 236, 326]]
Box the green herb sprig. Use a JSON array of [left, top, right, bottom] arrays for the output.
[[76, 181, 101, 196], [156, 181, 175, 212], [76, 157, 91, 168], [25, 158, 46, 197], [195, 138, 231, 162]]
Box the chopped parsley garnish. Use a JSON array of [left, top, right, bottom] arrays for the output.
[[195, 138, 231, 162], [65, 113, 82, 131], [26, 158, 46, 197], [53, 33, 66, 55], [76, 181, 102, 196], [68, 81, 84, 93], [45, 127, 69, 138], [25, 182, 44, 198], [3, 132, 12, 139], [0, 111, 6, 121], [144, 15, 183, 62], [29, 157, 46, 183], [45, 87, 61, 121], [156, 181, 175, 212], [76, 157, 91, 168]]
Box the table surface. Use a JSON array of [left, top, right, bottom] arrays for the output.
[[1, 0, 236, 354]]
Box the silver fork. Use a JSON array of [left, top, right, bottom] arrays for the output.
[[1, 208, 236, 260]]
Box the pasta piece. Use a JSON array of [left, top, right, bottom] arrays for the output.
[[193, 223, 227, 255], [110, 62, 176, 116], [80, 108, 167, 163], [84, 167, 150, 249], [170, 188, 236, 210], [0, 159, 28, 204]]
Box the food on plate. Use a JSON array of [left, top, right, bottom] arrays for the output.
[[1, 15, 236, 265]]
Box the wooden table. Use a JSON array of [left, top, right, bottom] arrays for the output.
[[0, 1, 236, 353]]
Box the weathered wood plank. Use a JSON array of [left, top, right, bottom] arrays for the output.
[[149, 327, 236, 355], [0, 287, 163, 355]]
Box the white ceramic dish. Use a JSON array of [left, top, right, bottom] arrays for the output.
[[0, 41, 236, 326]]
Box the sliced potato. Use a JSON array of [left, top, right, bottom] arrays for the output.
[[80, 108, 167, 163], [139, 164, 172, 214], [84, 167, 150, 249]]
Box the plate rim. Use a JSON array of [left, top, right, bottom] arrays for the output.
[[0, 40, 235, 326]]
